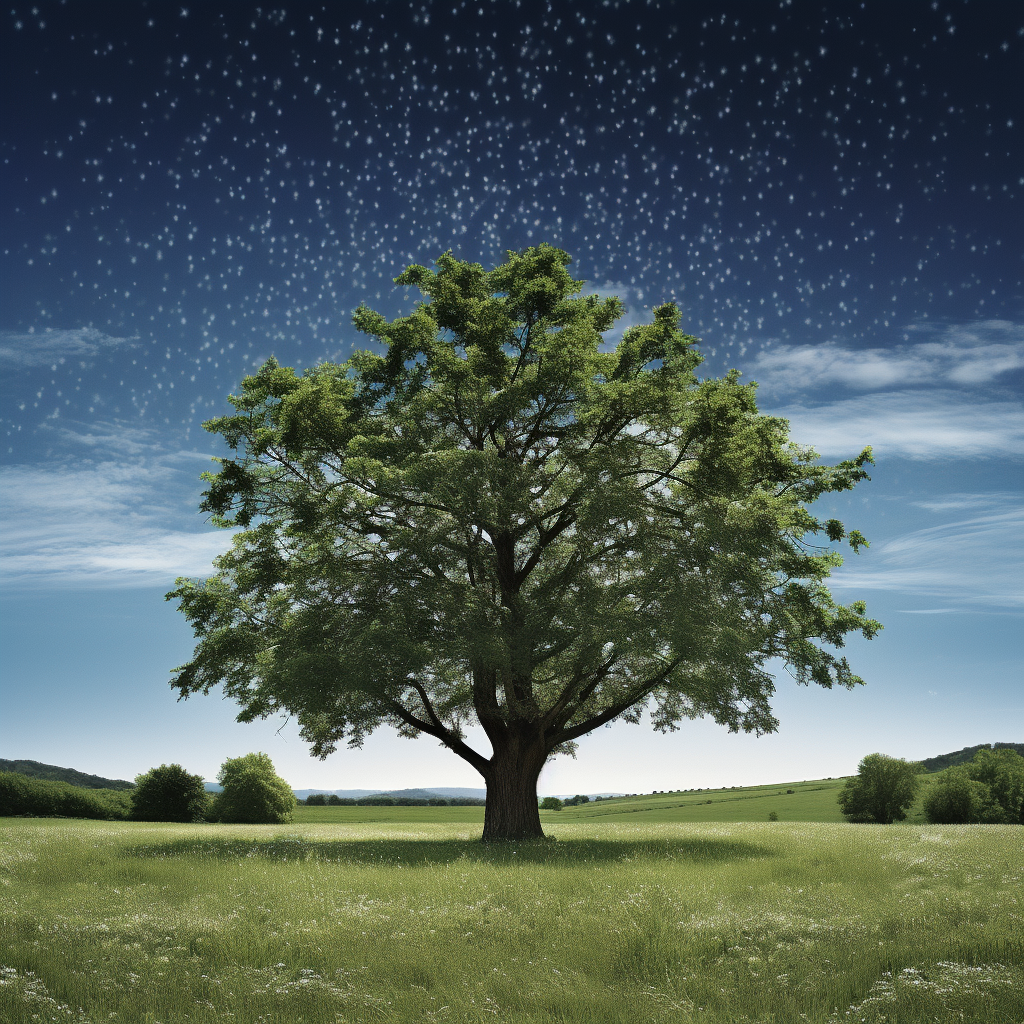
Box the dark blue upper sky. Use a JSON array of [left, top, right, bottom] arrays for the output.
[[1, 1, 1021, 788]]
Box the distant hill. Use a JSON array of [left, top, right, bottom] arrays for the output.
[[919, 743, 1024, 773], [293, 786, 487, 801], [0, 759, 135, 791]]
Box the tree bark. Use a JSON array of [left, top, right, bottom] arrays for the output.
[[480, 730, 549, 842]]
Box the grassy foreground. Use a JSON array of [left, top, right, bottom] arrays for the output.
[[2, 818, 1022, 1023]]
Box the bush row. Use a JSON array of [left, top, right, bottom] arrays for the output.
[[0, 772, 132, 820], [924, 748, 1024, 824], [2, 754, 296, 825]]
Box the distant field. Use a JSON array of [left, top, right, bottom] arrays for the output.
[[548, 778, 852, 824], [293, 773, 941, 826], [1, 816, 1021, 1023]]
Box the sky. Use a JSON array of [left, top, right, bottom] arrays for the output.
[[1, 0, 1021, 795]]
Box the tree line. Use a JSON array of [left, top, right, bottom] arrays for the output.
[[0, 752, 295, 825], [837, 748, 1024, 824]]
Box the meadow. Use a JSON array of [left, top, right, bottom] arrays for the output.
[[1, 810, 1021, 1023]]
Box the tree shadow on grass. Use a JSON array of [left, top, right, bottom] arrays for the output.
[[122, 834, 776, 867]]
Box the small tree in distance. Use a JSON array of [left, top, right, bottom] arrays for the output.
[[130, 764, 210, 823], [169, 244, 881, 842], [211, 752, 295, 824], [539, 796, 563, 811], [838, 753, 922, 824]]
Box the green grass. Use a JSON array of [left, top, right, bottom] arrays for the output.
[[294, 803, 486, 825], [2, 816, 1021, 1023], [548, 778, 853, 824]]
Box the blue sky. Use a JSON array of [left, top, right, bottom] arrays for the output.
[[1, 1, 1021, 792]]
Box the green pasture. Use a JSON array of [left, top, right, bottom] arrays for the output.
[[548, 779, 852, 824], [1, 816, 1021, 1023], [290, 774, 939, 828]]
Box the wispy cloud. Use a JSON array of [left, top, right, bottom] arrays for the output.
[[0, 327, 137, 368], [774, 389, 1024, 459], [749, 320, 1024, 393], [829, 494, 1024, 610], [0, 425, 233, 588]]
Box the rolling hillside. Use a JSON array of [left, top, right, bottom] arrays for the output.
[[0, 759, 135, 791]]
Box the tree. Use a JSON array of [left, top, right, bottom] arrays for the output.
[[924, 747, 1024, 824], [169, 245, 880, 842], [922, 770, 990, 824], [539, 796, 563, 811], [210, 752, 295, 824], [130, 764, 210, 822], [838, 754, 922, 823]]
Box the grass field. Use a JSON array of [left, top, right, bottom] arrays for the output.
[[2, 812, 1022, 1023], [291, 776, 891, 827]]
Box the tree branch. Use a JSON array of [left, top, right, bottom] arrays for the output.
[[542, 653, 618, 730], [384, 696, 490, 775], [547, 656, 684, 747]]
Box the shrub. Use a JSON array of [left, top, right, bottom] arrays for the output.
[[768, 811, 779, 821], [130, 764, 210, 823], [210, 753, 295, 824], [0, 772, 128, 820], [923, 770, 990, 824], [924, 749, 1024, 824]]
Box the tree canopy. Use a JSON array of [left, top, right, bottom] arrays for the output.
[[169, 244, 880, 840], [210, 752, 295, 825], [130, 763, 210, 823], [924, 747, 1024, 824], [838, 753, 922, 824]]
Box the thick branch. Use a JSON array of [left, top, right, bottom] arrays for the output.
[[542, 653, 618, 730], [384, 696, 490, 775], [547, 656, 684, 748]]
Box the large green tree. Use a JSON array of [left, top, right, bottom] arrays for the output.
[[210, 752, 295, 825], [837, 753, 923, 824], [169, 245, 880, 841], [130, 763, 210, 823]]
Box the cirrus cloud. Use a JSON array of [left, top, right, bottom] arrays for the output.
[[0, 327, 138, 368], [748, 320, 1024, 393], [773, 390, 1024, 460]]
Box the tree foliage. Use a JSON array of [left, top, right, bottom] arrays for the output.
[[210, 752, 295, 824], [130, 763, 210, 823], [0, 772, 130, 820], [539, 796, 563, 811], [837, 753, 923, 824], [169, 245, 880, 840], [924, 748, 1024, 824]]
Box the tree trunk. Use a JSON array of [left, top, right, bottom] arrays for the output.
[[481, 736, 548, 842]]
